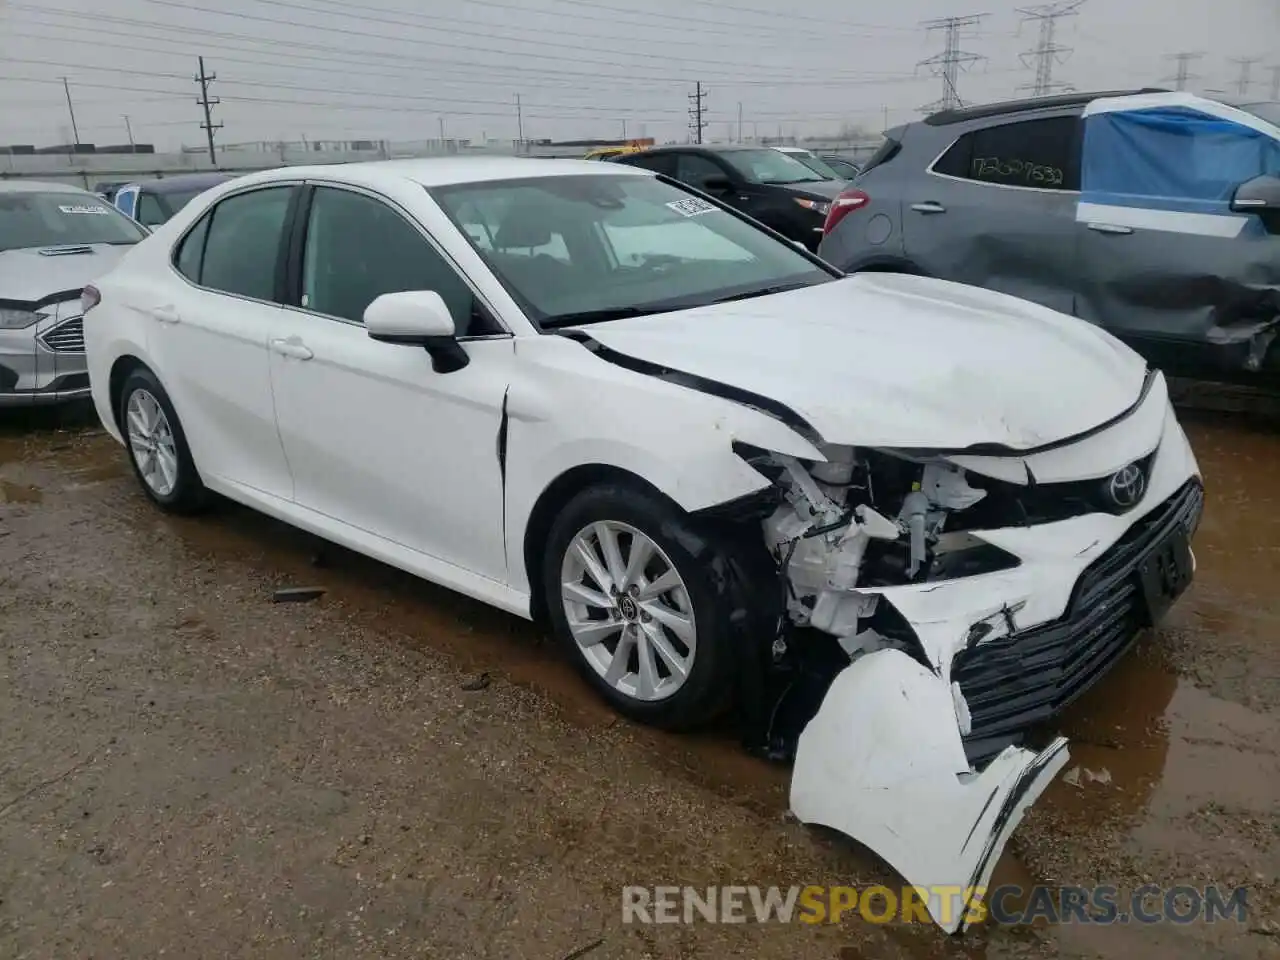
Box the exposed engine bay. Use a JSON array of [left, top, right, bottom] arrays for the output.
[[725, 427, 1202, 934]]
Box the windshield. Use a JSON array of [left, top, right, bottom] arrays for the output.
[[720, 149, 830, 184], [433, 173, 834, 327], [157, 189, 209, 218], [0, 191, 146, 252], [783, 150, 844, 180]]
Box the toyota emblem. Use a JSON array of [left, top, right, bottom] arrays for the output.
[[1106, 462, 1146, 509]]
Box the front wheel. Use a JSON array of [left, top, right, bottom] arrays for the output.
[[119, 367, 208, 513], [543, 483, 749, 730]]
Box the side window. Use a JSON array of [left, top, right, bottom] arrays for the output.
[[621, 153, 674, 175], [675, 154, 729, 190], [301, 187, 495, 336], [114, 186, 138, 219], [933, 116, 1081, 190], [136, 192, 166, 227], [174, 212, 211, 283], [199, 187, 293, 301]]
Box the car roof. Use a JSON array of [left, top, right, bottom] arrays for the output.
[[221, 156, 653, 191], [923, 88, 1171, 125], [0, 179, 96, 195], [129, 172, 233, 192]]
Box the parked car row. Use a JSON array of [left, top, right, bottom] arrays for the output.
[[10, 148, 1193, 933], [5, 89, 1269, 935]]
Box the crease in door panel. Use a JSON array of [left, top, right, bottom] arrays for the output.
[[497, 385, 511, 559]]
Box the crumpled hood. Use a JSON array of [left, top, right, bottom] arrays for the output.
[[0, 244, 131, 306], [580, 272, 1149, 451]]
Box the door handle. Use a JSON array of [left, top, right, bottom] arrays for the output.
[[910, 201, 947, 214], [270, 337, 314, 360], [149, 304, 181, 324], [1086, 222, 1134, 235]]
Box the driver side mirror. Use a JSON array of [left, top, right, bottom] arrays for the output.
[[1230, 174, 1280, 214], [364, 290, 470, 374]]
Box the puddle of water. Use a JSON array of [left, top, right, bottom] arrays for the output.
[[0, 479, 43, 504]]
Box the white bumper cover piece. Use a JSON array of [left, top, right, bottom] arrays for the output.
[[790, 650, 1070, 933], [786, 390, 1201, 934]]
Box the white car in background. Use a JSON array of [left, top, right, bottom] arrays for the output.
[[0, 181, 146, 406], [82, 158, 1202, 931]]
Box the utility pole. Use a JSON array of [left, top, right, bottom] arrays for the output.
[[1270, 64, 1280, 100], [1016, 1, 1083, 97], [621, 118, 627, 139], [737, 102, 743, 143], [1163, 51, 1204, 91], [61, 77, 80, 145], [515, 93, 524, 147], [195, 56, 222, 166], [438, 116, 445, 143], [123, 115, 134, 147], [917, 15, 986, 113], [687, 81, 707, 144], [1228, 56, 1261, 96]]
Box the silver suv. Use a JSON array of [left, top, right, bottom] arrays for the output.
[[818, 89, 1280, 384], [0, 181, 146, 407]]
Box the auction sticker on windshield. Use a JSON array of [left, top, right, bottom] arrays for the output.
[[666, 197, 717, 218], [58, 204, 110, 215]]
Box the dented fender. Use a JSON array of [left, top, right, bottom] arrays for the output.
[[790, 649, 1069, 933]]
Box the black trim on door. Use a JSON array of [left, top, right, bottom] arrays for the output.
[[278, 183, 313, 307]]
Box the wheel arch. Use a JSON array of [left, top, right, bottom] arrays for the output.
[[522, 463, 672, 623], [108, 354, 150, 430], [844, 255, 929, 276]]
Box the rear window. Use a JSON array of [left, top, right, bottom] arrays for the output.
[[858, 136, 902, 176], [0, 191, 146, 251]]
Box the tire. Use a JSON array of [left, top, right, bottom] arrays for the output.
[[118, 367, 208, 513], [543, 482, 754, 731]]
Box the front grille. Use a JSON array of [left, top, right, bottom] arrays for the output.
[[38, 316, 85, 352], [953, 480, 1204, 763]]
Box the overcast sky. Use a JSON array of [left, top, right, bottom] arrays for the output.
[[1, 0, 1276, 149]]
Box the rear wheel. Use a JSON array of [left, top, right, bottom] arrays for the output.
[[119, 368, 208, 513], [543, 483, 749, 730]]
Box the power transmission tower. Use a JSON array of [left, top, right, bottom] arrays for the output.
[[688, 82, 707, 144], [1228, 56, 1261, 96], [1163, 51, 1204, 91], [195, 56, 222, 166], [917, 15, 987, 113], [1016, 1, 1083, 97]]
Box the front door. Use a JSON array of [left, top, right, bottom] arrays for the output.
[[267, 184, 513, 582]]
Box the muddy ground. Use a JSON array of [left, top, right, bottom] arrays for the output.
[[0, 398, 1277, 960]]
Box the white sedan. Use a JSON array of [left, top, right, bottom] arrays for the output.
[[83, 157, 1202, 931]]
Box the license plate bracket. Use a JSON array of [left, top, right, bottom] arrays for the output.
[[1136, 528, 1193, 625]]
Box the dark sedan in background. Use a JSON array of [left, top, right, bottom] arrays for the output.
[[610, 144, 848, 249]]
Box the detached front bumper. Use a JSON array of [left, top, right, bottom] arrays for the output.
[[787, 394, 1201, 934]]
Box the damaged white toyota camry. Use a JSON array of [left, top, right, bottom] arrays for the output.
[[83, 158, 1202, 932]]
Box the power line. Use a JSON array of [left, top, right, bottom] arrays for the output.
[[60, 77, 81, 144], [1016, 0, 1084, 98], [1228, 56, 1262, 96], [9, 4, 927, 89], [1162, 51, 1204, 91], [195, 56, 222, 164], [918, 14, 987, 113], [688, 82, 707, 144]]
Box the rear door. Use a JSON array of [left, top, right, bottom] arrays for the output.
[[151, 183, 297, 500], [903, 113, 1083, 316]]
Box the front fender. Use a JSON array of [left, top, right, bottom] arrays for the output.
[[502, 333, 823, 592], [790, 648, 1069, 933]]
